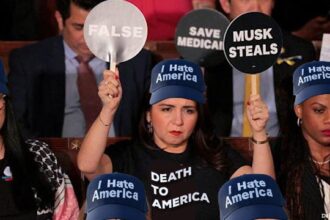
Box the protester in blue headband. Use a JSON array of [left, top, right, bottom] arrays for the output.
[[275, 61, 330, 219], [78, 59, 275, 220], [218, 174, 287, 220], [86, 173, 148, 220]]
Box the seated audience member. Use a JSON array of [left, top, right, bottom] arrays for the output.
[[274, 61, 330, 219], [77, 59, 275, 220], [205, 0, 316, 137], [0, 59, 79, 219], [0, 0, 38, 40], [273, 0, 330, 57], [8, 0, 152, 138], [128, 0, 216, 40], [273, 0, 330, 49], [86, 173, 148, 220], [218, 174, 287, 220]]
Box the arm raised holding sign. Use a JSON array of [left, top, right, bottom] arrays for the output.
[[247, 94, 274, 177], [78, 59, 274, 181], [78, 69, 122, 180], [231, 94, 275, 179], [77, 59, 276, 219], [99, 69, 122, 112]]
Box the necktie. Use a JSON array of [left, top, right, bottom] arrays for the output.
[[242, 74, 260, 137], [76, 56, 102, 131]]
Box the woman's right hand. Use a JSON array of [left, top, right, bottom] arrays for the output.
[[78, 69, 120, 179], [98, 69, 122, 113]]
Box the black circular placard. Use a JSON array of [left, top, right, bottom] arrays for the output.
[[175, 9, 229, 67], [223, 12, 283, 74]]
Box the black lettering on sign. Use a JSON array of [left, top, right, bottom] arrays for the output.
[[223, 12, 282, 73]]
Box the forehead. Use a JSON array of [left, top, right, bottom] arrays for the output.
[[230, 0, 274, 4], [304, 94, 330, 105], [153, 98, 197, 107], [229, 0, 274, 10]]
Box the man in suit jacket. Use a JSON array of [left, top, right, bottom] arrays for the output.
[[205, 0, 316, 137], [8, 0, 152, 138]]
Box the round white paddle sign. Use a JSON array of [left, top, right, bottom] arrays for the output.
[[84, 0, 148, 65]]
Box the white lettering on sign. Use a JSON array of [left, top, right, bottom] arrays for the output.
[[88, 24, 143, 38], [189, 26, 221, 39], [177, 36, 223, 50], [228, 43, 278, 58], [233, 28, 273, 42]]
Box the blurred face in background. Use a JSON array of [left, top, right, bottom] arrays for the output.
[[55, 2, 93, 58], [219, 0, 274, 20]]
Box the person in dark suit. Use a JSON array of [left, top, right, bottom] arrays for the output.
[[205, 0, 316, 137], [273, 0, 330, 43], [8, 0, 152, 138]]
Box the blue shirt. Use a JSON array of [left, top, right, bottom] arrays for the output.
[[230, 67, 279, 137], [61, 40, 115, 137]]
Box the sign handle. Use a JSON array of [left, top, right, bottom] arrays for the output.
[[108, 52, 117, 72], [242, 73, 260, 137], [251, 73, 260, 95]]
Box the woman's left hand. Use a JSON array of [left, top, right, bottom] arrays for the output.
[[246, 94, 269, 133]]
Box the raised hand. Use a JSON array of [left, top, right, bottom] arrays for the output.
[[98, 69, 122, 114], [246, 94, 269, 134], [293, 16, 330, 41]]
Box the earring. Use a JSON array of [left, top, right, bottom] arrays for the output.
[[147, 122, 153, 133], [297, 118, 302, 127]]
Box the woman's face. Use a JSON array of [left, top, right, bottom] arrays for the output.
[[0, 94, 6, 129], [295, 94, 330, 147], [147, 98, 198, 153]]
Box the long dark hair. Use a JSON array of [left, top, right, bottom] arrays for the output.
[[3, 97, 53, 211], [278, 100, 329, 219], [136, 92, 229, 173]]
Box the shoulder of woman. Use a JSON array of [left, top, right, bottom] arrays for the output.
[[25, 139, 64, 188], [25, 139, 55, 157], [25, 139, 58, 160], [25, 138, 50, 148]]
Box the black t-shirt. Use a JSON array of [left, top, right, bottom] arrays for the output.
[[0, 156, 37, 220], [105, 140, 246, 220], [271, 140, 328, 219]]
